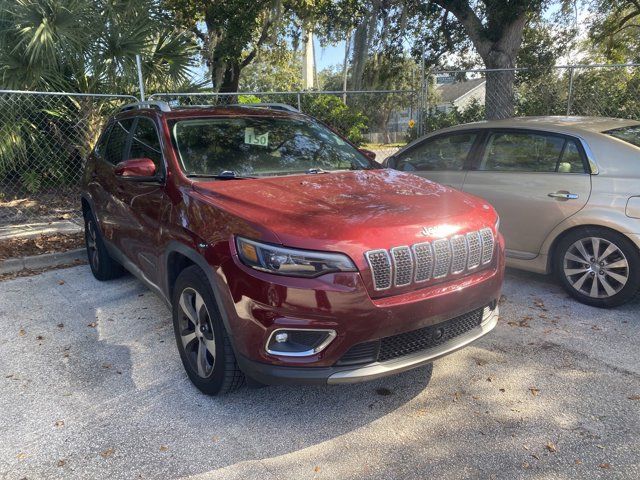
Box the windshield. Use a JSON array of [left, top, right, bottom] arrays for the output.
[[605, 125, 640, 148], [171, 117, 376, 178]]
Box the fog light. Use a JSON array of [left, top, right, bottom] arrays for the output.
[[266, 329, 337, 357], [275, 332, 289, 343]]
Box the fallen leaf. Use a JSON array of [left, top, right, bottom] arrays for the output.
[[57, 280, 65, 285], [87, 322, 97, 328], [57, 323, 64, 329], [628, 395, 640, 400], [599, 463, 611, 469], [499, 388, 505, 393], [18, 328, 26, 337], [57, 459, 66, 467], [575, 459, 582, 465], [159, 445, 168, 452], [531, 453, 540, 460], [522, 444, 530, 451], [100, 448, 114, 458], [314, 466, 321, 473], [211, 436, 220, 443], [54, 420, 64, 428], [546, 442, 557, 453], [102, 363, 112, 369], [533, 299, 548, 311], [486, 377, 493, 382], [530, 387, 540, 396], [16, 452, 28, 460], [591, 325, 601, 331], [36, 335, 44, 341], [452, 391, 462, 402], [474, 358, 488, 366], [522, 462, 530, 469]]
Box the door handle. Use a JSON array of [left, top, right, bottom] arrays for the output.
[[548, 192, 578, 200]]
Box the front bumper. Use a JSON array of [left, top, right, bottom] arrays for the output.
[[236, 305, 499, 385]]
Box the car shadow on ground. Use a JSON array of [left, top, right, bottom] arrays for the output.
[[1, 265, 639, 480]]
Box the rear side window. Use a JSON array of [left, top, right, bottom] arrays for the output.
[[480, 131, 586, 173], [128, 117, 162, 169], [395, 133, 477, 172], [94, 123, 112, 157], [104, 118, 134, 165], [605, 125, 640, 148]]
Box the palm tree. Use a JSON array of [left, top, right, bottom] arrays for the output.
[[0, 0, 198, 93], [0, 0, 199, 194]]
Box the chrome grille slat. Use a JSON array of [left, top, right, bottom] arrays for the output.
[[412, 242, 433, 282], [432, 239, 452, 278], [365, 228, 495, 291], [365, 249, 392, 290], [466, 231, 482, 269], [450, 235, 468, 274], [480, 228, 494, 265], [391, 246, 413, 287]]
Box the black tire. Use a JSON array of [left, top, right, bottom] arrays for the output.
[[84, 211, 125, 281], [554, 227, 640, 308], [172, 265, 244, 395]]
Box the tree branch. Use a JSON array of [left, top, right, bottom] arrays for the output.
[[431, 0, 491, 57]]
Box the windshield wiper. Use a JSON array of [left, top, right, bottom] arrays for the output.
[[306, 167, 331, 174], [186, 170, 255, 180]]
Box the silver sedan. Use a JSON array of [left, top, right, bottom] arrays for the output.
[[385, 116, 640, 307]]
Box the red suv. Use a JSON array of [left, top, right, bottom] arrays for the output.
[[81, 101, 504, 395]]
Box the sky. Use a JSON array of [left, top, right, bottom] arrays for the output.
[[315, 39, 346, 70]]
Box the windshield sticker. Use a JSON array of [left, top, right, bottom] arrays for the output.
[[244, 128, 269, 147]]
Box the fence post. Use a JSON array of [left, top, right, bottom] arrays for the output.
[[136, 54, 145, 101], [566, 66, 575, 116], [418, 46, 425, 136], [297, 92, 302, 112]]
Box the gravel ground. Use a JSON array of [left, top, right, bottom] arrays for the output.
[[0, 265, 638, 480]]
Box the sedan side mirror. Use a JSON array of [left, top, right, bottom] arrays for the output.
[[114, 157, 157, 179], [359, 148, 377, 162], [383, 156, 396, 169]]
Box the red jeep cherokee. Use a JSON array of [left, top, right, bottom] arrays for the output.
[[81, 101, 504, 395]]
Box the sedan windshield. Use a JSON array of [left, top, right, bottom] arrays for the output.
[[171, 117, 375, 178]]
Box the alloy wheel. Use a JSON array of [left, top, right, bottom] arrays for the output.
[[563, 236, 629, 299], [178, 287, 216, 378], [86, 221, 99, 271]]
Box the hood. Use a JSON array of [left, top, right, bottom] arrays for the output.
[[192, 169, 497, 260]]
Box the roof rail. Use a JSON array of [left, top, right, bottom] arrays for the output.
[[119, 100, 171, 113], [226, 103, 300, 113]]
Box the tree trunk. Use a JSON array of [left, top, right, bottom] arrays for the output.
[[218, 62, 241, 104], [483, 51, 516, 120]]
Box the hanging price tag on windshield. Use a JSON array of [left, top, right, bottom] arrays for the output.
[[244, 128, 269, 147]]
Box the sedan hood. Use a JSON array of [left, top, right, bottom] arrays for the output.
[[192, 169, 497, 256]]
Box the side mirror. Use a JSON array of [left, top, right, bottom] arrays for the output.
[[359, 148, 377, 162], [383, 156, 396, 169], [114, 158, 157, 179]]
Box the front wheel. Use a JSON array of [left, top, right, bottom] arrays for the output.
[[172, 266, 244, 395], [554, 227, 640, 308]]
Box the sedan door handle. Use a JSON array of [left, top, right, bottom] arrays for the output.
[[548, 192, 579, 200]]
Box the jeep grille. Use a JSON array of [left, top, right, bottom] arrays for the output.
[[365, 228, 494, 291]]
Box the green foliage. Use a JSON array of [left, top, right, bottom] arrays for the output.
[[239, 48, 302, 92], [301, 95, 368, 144], [423, 98, 485, 133]]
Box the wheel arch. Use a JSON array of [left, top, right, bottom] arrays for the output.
[[164, 241, 236, 339], [547, 224, 640, 274]]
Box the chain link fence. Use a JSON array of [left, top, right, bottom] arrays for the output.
[[0, 91, 137, 227], [423, 64, 640, 132], [2, 64, 639, 228]]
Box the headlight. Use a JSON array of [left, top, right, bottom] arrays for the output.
[[236, 237, 357, 277]]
